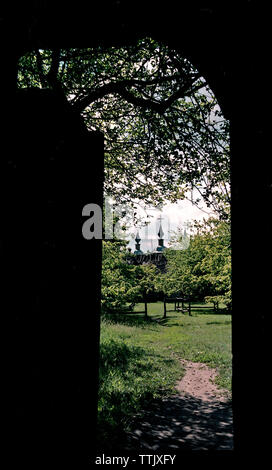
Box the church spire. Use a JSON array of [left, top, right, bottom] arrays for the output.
[[158, 222, 164, 240], [156, 216, 165, 251], [134, 230, 143, 255]]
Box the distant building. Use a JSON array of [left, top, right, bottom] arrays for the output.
[[127, 218, 167, 272]]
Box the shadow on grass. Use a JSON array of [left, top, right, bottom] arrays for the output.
[[102, 312, 160, 328], [103, 313, 187, 329], [155, 318, 181, 327], [122, 394, 233, 452], [99, 338, 144, 370], [194, 307, 231, 315], [101, 309, 231, 330], [98, 339, 178, 448]]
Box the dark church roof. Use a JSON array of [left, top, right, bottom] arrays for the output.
[[129, 219, 167, 271], [131, 252, 167, 272]]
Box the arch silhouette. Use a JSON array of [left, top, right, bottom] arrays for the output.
[[0, 1, 269, 465]]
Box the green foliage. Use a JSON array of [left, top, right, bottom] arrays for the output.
[[102, 241, 158, 313], [102, 218, 231, 313], [101, 241, 138, 312], [17, 39, 230, 218], [158, 218, 231, 306], [136, 262, 158, 295]]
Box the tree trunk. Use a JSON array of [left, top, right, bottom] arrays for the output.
[[163, 299, 167, 318], [144, 296, 148, 318]]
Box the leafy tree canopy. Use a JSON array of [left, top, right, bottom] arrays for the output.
[[102, 240, 157, 313], [156, 218, 231, 308], [18, 38, 230, 218]]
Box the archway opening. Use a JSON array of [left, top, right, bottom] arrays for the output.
[[17, 36, 232, 454]]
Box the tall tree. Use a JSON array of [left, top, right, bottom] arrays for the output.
[[101, 240, 139, 313], [157, 218, 231, 308], [102, 240, 157, 313], [18, 38, 230, 218]]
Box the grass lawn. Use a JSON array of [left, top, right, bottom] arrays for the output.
[[98, 301, 232, 447]]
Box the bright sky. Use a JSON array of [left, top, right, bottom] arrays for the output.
[[127, 190, 216, 253]]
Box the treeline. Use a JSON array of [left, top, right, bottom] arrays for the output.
[[102, 217, 231, 314]]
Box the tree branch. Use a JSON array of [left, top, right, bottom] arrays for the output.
[[47, 49, 61, 90], [72, 76, 204, 114], [35, 49, 47, 87]]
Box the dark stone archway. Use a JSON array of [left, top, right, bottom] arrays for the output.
[[0, 0, 270, 466]]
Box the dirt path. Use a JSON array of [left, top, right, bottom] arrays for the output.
[[176, 359, 231, 403], [124, 359, 233, 451]]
